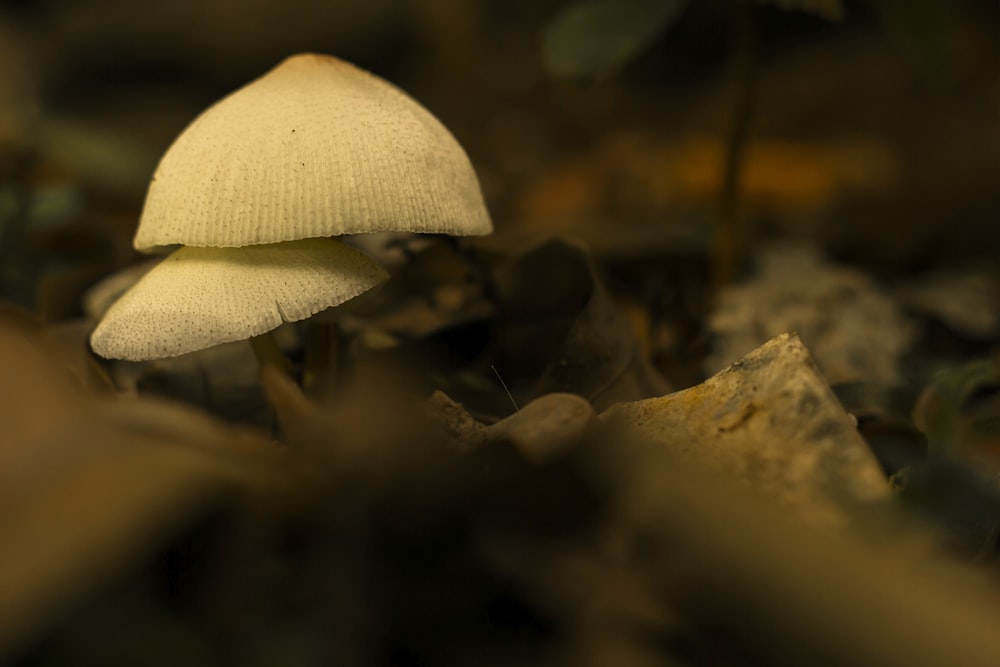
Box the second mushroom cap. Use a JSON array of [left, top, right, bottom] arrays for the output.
[[90, 237, 388, 361]]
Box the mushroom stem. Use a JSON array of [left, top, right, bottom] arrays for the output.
[[249, 331, 291, 376]]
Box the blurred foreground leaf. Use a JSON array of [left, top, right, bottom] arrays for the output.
[[0, 315, 280, 657], [611, 437, 1000, 666], [542, 0, 688, 78]]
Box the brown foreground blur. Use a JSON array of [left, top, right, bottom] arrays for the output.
[[2, 278, 1000, 665]]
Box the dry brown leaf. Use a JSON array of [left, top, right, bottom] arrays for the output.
[[897, 264, 1000, 339], [706, 243, 915, 384]]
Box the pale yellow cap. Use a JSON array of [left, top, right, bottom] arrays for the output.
[[133, 53, 492, 251], [91, 237, 388, 360]]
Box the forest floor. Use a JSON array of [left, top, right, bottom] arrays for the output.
[[4, 1, 1000, 665]]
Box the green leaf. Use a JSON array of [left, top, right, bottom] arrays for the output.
[[913, 358, 1000, 458], [862, 0, 953, 73], [541, 0, 689, 79], [750, 0, 844, 21]]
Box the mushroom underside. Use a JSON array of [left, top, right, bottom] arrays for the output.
[[90, 237, 388, 361]]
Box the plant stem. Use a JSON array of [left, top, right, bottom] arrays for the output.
[[713, 1, 759, 289]]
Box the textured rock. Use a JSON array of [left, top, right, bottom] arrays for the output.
[[602, 333, 889, 526]]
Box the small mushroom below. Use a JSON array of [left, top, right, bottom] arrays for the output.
[[90, 237, 388, 362]]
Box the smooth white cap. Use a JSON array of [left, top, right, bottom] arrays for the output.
[[91, 237, 388, 360], [134, 53, 492, 251]]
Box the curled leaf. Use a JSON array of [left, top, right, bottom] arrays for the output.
[[494, 238, 670, 411]]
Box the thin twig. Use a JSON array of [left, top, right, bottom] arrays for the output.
[[491, 364, 519, 412]]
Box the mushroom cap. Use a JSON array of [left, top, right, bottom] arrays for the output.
[[133, 53, 492, 252], [90, 237, 388, 361]]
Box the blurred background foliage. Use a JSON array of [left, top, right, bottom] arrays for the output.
[[2, 0, 997, 317]]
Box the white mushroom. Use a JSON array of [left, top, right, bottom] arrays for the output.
[[90, 237, 387, 361], [134, 53, 492, 251], [91, 52, 490, 380]]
